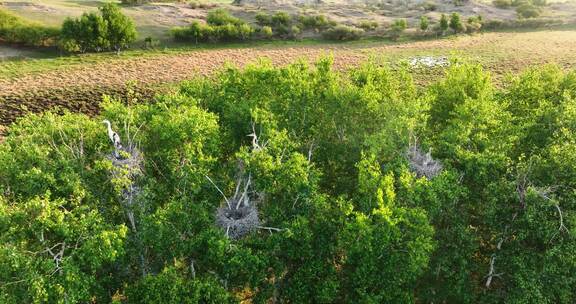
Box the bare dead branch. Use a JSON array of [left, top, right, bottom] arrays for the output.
[[205, 175, 232, 209], [257, 226, 284, 232]]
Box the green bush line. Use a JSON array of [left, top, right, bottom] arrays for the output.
[[0, 9, 60, 47]]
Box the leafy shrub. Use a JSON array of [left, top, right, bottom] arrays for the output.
[[100, 3, 137, 53], [516, 3, 541, 18], [466, 15, 483, 33], [493, 0, 513, 8], [420, 15, 429, 31], [449, 12, 466, 33], [260, 25, 273, 38], [322, 25, 364, 41], [299, 14, 333, 29], [390, 18, 408, 40], [255, 12, 272, 26], [290, 25, 301, 39], [271, 11, 292, 27], [59, 3, 136, 53], [0, 9, 60, 47], [358, 20, 379, 31], [206, 8, 242, 26], [60, 13, 109, 52], [439, 13, 449, 33]]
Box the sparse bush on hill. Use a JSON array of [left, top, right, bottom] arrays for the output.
[[531, 0, 547, 6], [449, 13, 466, 33], [420, 16, 429, 32], [0, 9, 60, 47], [516, 3, 541, 18], [207, 8, 243, 26], [358, 20, 379, 31], [466, 15, 483, 33], [260, 25, 273, 38], [189, 0, 217, 9], [255, 12, 272, 26], [322, 24, 364, 41], [421, 1, 438, 11], [299, 14, 334, 29], [439, 13, 449, 34], [271, 11, 292, 27], [493, 0, 512, 8], [390, 18, 408, 40], [482, 17, 561, 29]]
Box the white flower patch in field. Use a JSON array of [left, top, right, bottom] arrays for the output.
[[409, 56, 450, 68]]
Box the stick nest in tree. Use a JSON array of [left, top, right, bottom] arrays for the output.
[[406, 144, 442, 179], [107, 145, 144, 203], [209, 170, 263, 240], [216, 204, 260, 240], [107, 146, 143, 178]]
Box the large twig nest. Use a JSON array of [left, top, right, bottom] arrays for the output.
[[216, 204, 260, 240], [406, 144, 442, 179], [107, 145, 143, 179]]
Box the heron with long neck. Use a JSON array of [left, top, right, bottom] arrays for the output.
[[102, 119, 122, 157]]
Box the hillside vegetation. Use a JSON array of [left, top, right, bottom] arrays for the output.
[[1, 59, 575, 303]]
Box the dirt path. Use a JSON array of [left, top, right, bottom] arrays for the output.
[[3, 30, 576, 97]]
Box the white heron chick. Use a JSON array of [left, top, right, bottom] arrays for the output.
[[102, 119, 122, 157]]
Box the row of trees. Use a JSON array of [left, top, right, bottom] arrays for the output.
[[1, 59, 575, 303], [173, 9, 486, 44], [60, 3, 137, 54]]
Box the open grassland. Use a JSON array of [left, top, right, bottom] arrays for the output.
[[1, 29, 576, 129]]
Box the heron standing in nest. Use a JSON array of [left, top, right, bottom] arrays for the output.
[[103, 119, 122, 158]]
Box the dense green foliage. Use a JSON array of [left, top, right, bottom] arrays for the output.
[[0, 9, 60, 47], [172, 9, 255, 43], [59, 3, 137, 53], [1, 59, 575, 303]]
